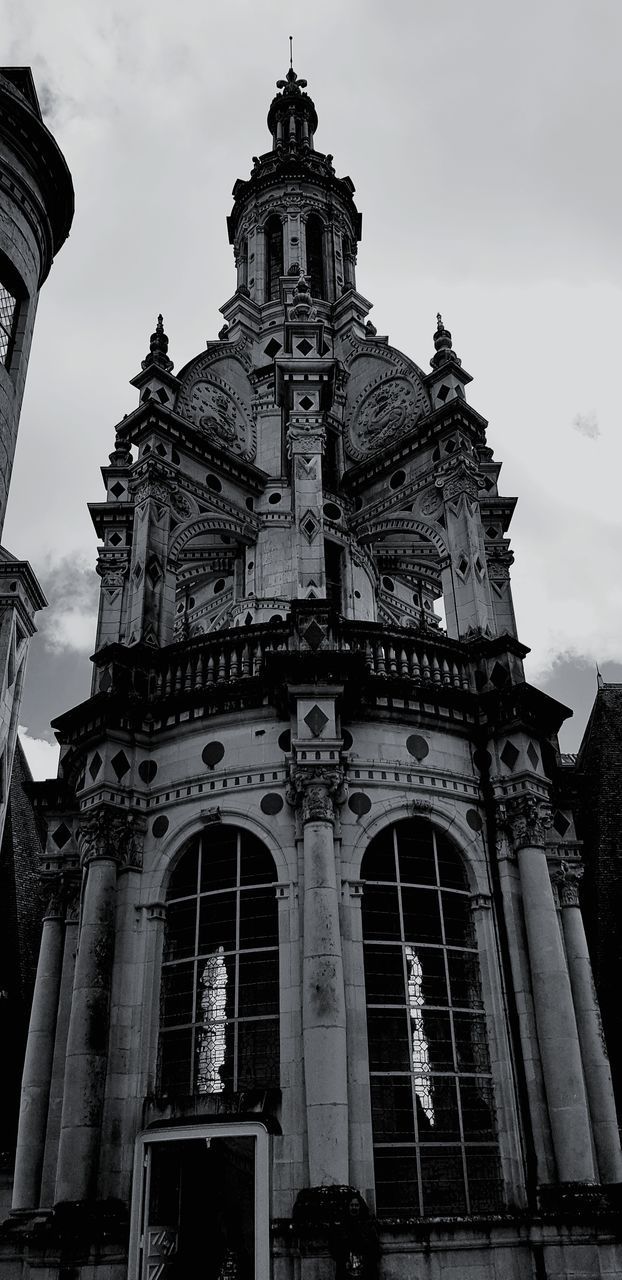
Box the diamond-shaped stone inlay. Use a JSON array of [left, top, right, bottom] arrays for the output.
[[301, 510, 319, 543], [437, 383, 451, 402], [111, 750, 131, 780], [52, 823, 71, 850], [147, 557, 163, 587], [264, 338, 281, 359], [526, 742, 540, 770], [500, 740, 520, 771], [304, 705, 329, 737], [296, 338, 313, 356], [110, 481, 125, 498], [303, 620, 325, 650], [482, 476, 495, 491], [89, 751, 103, 780], [133, 562, 143, 581], [299, 395, 314, 411], [109, 532, 122, 546], [490, 661, 509, 689], [457, 556, 469, 577], [553, 810, 571, 837]]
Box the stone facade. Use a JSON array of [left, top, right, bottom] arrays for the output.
[[2, 64, 621, 1280]]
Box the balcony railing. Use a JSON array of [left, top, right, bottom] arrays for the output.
[[107, 614, 475, 704]]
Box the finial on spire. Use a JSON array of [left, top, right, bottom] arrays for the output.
[[142, 312, 174, 372], [430, 311, 462, 370], [596, 663, 604, 690], [289, 35, 293, 70]]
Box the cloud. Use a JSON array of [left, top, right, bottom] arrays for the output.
[[572, 411, 600, 439], [35, 556, 99, 655], [18, 726, 60, 781]]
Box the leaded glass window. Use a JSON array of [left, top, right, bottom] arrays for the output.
[[0, 281, 18, 366], [362, 818, 504, 1217], [160, 827, 279, 1096]]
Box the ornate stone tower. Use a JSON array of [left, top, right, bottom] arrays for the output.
[[0, 67, 73, 846], [5, 65, 621, 1280]]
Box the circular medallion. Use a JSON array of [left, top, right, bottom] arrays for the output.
[[347, 374, 427, 460], [184, 376, 255, 460]]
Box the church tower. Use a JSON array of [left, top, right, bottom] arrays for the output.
[[5, 63, 621, 1280]]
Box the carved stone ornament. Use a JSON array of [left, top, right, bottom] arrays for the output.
[[499, 794, 553, 851], [77, 808, 145, 870], [434, 457, 483, 503], [347, 373, 427, 461], [169, 487, 194, 519], [134, 478, 170, 506], [96, 553, 128, 588], [182, 376, 255, 460], [485, 548, 514, 580], [287, 767, 348, 825], [553, 860, 584, 908]]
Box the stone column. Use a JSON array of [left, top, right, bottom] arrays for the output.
[[12, 891, 65, 1209], [298, 776, 349, 1186], [555, 861, 622, 1183], [505, 796, 596, 1183], [55, 809, 142, 1203]]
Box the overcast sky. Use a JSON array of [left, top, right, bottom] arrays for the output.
[[3, 0, 622, 775]]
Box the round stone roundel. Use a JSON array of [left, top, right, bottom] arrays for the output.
[[260, 793, 284, 816], [348, 792, 372, 816], [202, 740, 225, 769], [406, 734, 430, 761], [466, 809, 483, 832], [152, 816, 169, 839]]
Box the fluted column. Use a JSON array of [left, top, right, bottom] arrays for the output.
[[55, 809, 143, 1203], [297, 775, 349, 1186], [555, 861, 622, 1182], [12, 891, 65, 1209], [504, 796, 595, 1183]]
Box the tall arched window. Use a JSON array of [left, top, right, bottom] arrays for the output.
[[160, 826, 279, 1096], [305, 214, 325, 300], [362, 818, 503, 1217], [265, 216, 284, 302], [0, 253, 24, 370]]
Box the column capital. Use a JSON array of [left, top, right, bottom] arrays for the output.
[[435, 456, 483, 502], [552, 859, 584, 908], [77, 806, 145, 870], [498, 793, 553, 851], [287, 765, 348, 825]]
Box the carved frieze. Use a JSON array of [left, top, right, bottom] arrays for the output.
[[553, 860, 584, 908]]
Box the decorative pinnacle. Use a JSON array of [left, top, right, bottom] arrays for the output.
[[431, 311, 461, 370], [142, 313, 173, 372], [289, 35, 293, 70]]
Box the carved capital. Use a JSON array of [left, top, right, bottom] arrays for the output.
[[435, 457, 483, 503], [134, 478, 170, 505], [77, 807, 145, 870], [553, 860, 584, 908], [287, 766, 348, 825], [485, 548, 514, 581], [498, 794, 553, 851], [286, 425, 326, 457], [96, 552, 129, 588]]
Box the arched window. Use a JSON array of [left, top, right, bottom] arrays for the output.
[[305, 214, 325, 300], [160, 826, 279, 1096], [362, 818, 503, 1217], [265, 216, 284, 302]]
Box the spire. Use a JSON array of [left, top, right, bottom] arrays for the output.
[[141, 313, 173, 372], [430, 312, 462, 370]]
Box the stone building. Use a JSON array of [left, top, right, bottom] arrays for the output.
[[0, 67, 73, 1197], [574, 682, 622, 1119], [3, 64, 622, 1280]]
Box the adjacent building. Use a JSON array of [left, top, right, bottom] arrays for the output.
[[3, 63, 620, 1280]]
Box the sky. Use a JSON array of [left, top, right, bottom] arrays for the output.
[[3, 0, 622, 775]]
